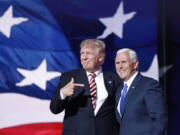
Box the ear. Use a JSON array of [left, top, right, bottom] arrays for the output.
[[134, 60, 139, 70], [99, 54, 105, 63]]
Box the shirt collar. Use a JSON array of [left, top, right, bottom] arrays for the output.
[[86, 68, 102, 77], [124, 72, 138, 87]]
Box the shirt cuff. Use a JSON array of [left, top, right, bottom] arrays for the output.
[[60, 90, 66, 100]]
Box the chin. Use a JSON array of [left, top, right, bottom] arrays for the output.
[[119, 75, 126, 80]]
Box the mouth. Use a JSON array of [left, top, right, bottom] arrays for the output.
[[81, 61, 89, 66], [118, 70, 125, 73], [81, 61, 88, 64]]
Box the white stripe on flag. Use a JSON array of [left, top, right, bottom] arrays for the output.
[[0, 93, 64, 128]]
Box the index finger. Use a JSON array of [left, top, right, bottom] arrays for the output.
[[74, 83, 85, 87]]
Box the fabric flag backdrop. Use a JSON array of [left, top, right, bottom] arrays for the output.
[[0, 0, 157, 135]]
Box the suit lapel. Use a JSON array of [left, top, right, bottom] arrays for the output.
[[121, 73, 142, 118], [116, 85, 123, 105], [103, 72, 114, 97], [116, 85, 123, 122], [96, 72, 114, 115]]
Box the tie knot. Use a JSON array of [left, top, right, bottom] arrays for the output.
[[89, 73, 96, 78], [123, 83, 128, 88], [122, 83, 128, 94]]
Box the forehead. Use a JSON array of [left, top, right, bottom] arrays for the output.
[[80, 45, 98, 51], [115, 52, 130, 61]]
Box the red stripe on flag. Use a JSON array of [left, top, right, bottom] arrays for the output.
[[0, 122, 63, 135]]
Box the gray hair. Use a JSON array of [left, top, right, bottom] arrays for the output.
[[116, 48, 138, 62], [80, 39, 106, 54]]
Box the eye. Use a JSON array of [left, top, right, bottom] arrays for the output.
[[122, 61, 126, 64], [116, 62, 120, 64]]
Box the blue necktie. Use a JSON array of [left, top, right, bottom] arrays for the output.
[[120, 83, 128, 115]]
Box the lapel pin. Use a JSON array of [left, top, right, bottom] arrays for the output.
[[108, 81, 112, 84]]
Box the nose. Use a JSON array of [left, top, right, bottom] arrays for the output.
[[119, 62, 123, 69]]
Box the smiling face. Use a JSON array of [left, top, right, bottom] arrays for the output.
[[80, 45, 104, 73], [115, 52, 138, 81]]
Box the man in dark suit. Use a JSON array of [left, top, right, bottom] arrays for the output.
[[115, 48, 167, 135], [50, 39, 121, 135]]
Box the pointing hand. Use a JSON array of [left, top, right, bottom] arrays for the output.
[[61, 78, 84, 97]]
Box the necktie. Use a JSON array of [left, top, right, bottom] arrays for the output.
[[89, 73, 97, 109], [120, 83, 128, 115]]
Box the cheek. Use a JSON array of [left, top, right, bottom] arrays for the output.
[[80, 57, 83, 62], [92, 57, 99, 63], [115, 65, 120, 72], [80, 55, 85, 60]]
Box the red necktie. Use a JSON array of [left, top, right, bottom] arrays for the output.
[[89, 73, 97, 109]]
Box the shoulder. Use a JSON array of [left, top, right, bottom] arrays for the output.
[[139, 74, 159, 83], [103, 70, 123, 84], [138, 74, 161, 88], [103, 70, 119, 78], [59, 68, 85, 85], [60, 68, 85, 81], [61, 68, 84, 76]]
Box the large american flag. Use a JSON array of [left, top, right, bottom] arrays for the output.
[[0, 0, 157, 134]]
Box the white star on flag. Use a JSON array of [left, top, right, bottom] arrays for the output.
[[97, 1, 136, 39], [16, 59, 61, 90], [0, 6, 28, 38], [141, 54, 159, 81]]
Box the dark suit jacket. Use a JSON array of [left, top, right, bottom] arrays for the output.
[[50, 68, 121, 135], [115, 73, 167, 135]]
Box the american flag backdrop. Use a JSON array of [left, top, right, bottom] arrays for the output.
[[0, 0, 158, 134]]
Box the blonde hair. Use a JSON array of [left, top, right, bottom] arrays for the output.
[[80, 39, 106, 54]]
